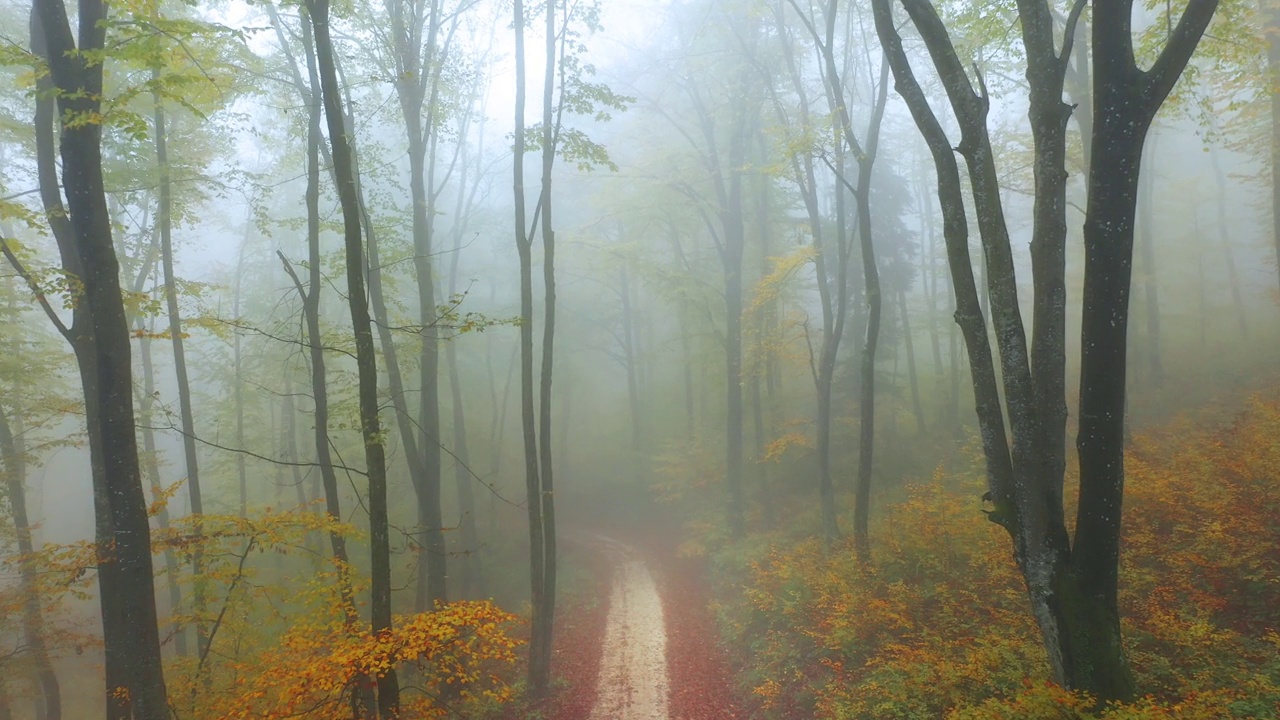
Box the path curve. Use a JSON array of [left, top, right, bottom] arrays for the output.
[[587, 535, 670, 720]]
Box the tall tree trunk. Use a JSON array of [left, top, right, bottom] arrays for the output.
[[511, 0, 550, 696], [381, 0, 449, 611], [534, 0, 560, 689], [135, 317, 186, 657], [851, 159, 882, 563], [772, 6, 840, 540], [813, 0, 890, 561], [152, 69, 211, 662], [723, 182, 747, 539], [441, 89, 487, 600], [233, 231, 250, 516], [1137, 136, 1163, 385], [303, 0, 400, 713], [31, 1, 170, 715], [0, 401, 61, 720], [409, 101, 449, 615], [900, 289, 926, 435], [1266, 1, 1280, 294], [280, 374, 316, 552], [619, 260, 643, 483], [445, 252, 479, 598], [1209, 147, 1248, 337]]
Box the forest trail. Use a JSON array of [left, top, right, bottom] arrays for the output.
[[587, 535, 671, 720]]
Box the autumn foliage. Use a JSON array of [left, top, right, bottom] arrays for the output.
[[706, 393, 1280, 718], [150, 510, 521, 719]]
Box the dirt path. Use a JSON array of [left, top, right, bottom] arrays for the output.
[[588, 535, 671, 720]]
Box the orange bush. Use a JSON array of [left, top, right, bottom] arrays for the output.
[[711, 393, 1280, 718]]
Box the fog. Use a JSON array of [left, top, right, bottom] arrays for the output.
[[1, 0, 1277, 717]]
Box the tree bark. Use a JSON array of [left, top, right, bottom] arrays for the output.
[[511, 0, 551, 696], [152, 81, 212, 662], [1074, 4, 1215, 700], [1209, 147, 1248, 337], [533, 0, 560, 689], [1137, 135, 1163, 385], [303, 0, 400, 712], [900, 289, 926, 435], [809, 0, 890, 561], [1266, 0, 1280, 294], [772, 1, 841, 541], [135, 316, 187, 657], [31, 0, 170, 714], [0, 401, 61, 720]]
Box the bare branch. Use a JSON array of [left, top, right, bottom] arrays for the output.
[[0, 237, 71, 341]]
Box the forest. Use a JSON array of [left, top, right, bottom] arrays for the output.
[[0, 0, 1278, 717]]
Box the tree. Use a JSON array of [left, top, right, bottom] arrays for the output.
[[303, 0, 401, 712], [0, 290, 60, 720], [788, 0, 891, 559], [22, 0, 170, 714], [382, 0, 450, 610], [151, 64, 210, 659], [871, 0, 1218, 702]]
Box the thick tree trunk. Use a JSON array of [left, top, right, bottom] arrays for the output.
[[32, 1, 170, 715], [1072, 7, 1215, 699], [1075, 137, 1143, 703]]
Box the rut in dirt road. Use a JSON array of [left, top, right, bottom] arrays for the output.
[[589, 538, 670, 720]]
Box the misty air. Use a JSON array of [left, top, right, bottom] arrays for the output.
[[0, 0, 1276, 718]]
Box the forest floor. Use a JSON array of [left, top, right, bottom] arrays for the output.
[[524, 520, 747, 720]]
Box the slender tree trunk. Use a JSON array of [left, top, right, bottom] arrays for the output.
[[1137, 136, 1163, 385], [1209, 148, 1248, 337], [410, 123, 449, 613], [754, 170, 774, 528], [814, 0, 889, 560], [1266, 1, 1280, 294], [312, 12, 400, 719], [152, 69, 211, 661], [723, 194, 747, 539], [512, 0, 551, 696], [233, 231, 249, 516], [851, 163, 882, 562], [280, 374, 315, 552], [619, 261, 643, 482], [773, 8, 840, 540], [0, 402, 61, 720], [136, 318, 186, 657], [670, 227, 696, 434], [900, 289, 926, 435], [303, 0, 399, 712], [534, 0, 560, 687], [445, 257, 479, 599], [381, 0, 450, 611]]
